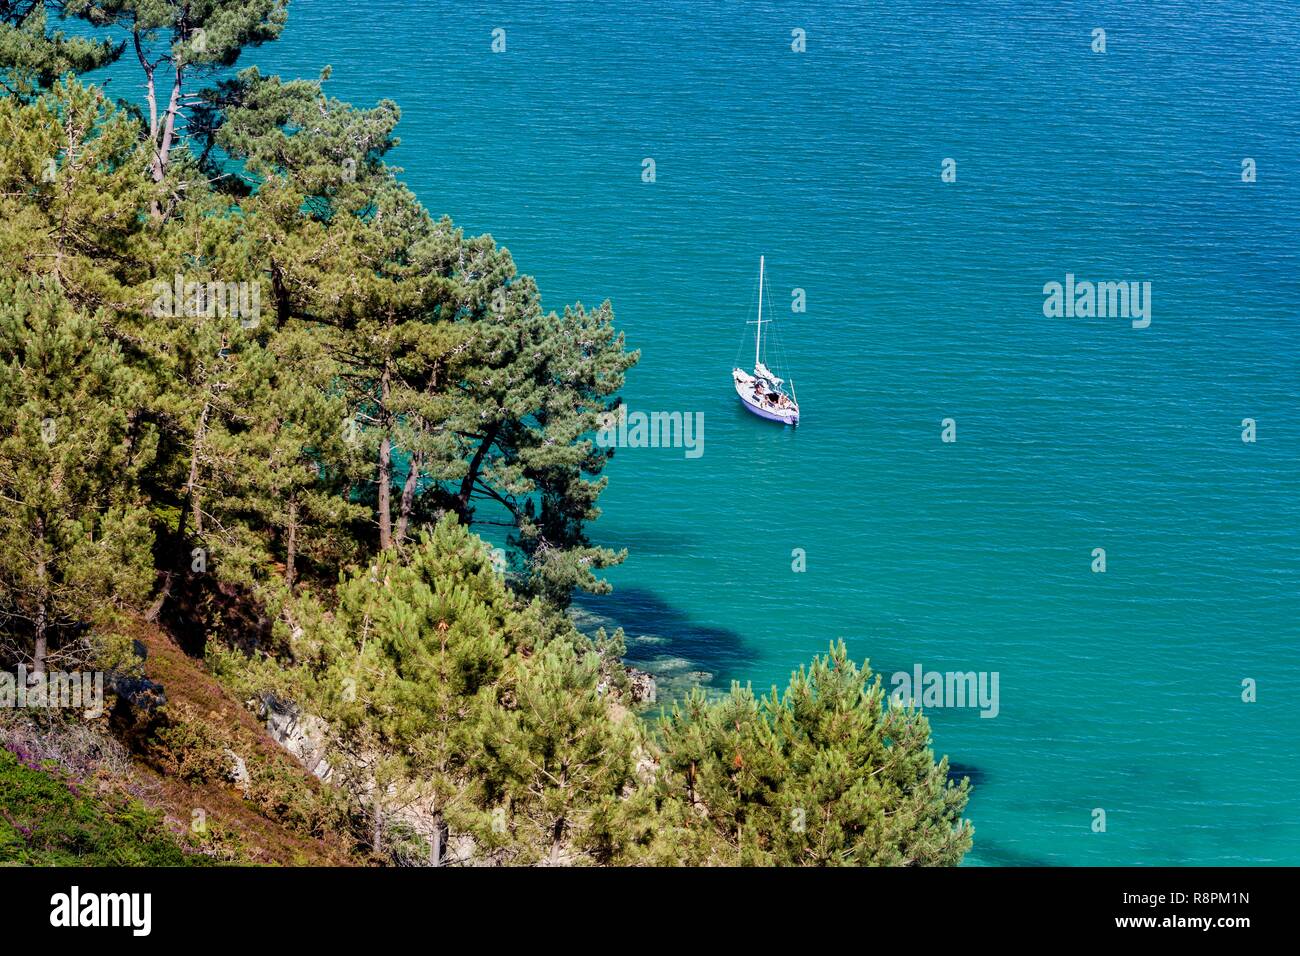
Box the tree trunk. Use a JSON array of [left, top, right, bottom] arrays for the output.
[[270, 258, 292, 324], [284, 498, 298, 587], [32, 632, 47, 679], [371, 802, 384, 857], [377, 367, 393, 550], [394, 450, 423, 546], [155, 62, 183, 181], [430, 812, 448, 867], [33, 516, 48, 678], [186, 402, 210, 537], [133, 31, 158, 155], [457, 421, 500, 514], [133, 30, 164, 217], [378, 436, 393, 550], [144, 572, 172, 624], [549, 816, 566, 866]]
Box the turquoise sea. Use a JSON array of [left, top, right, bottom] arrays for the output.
[[87, 1, 1299, 865]]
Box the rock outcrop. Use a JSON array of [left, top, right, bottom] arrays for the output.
[[257, 694, 333, 782], [626, 666, 657, 706]]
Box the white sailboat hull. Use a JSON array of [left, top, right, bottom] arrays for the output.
[[734, 369, 799, 425], [732, 256, 799, 426]]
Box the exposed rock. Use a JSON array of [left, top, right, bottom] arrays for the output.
[[108, 673, 166, 713], [225, 748, 251, 793], [107, 673, 167, 744], [632, 744, 658, 787], [257, 694, 333, 782], [253, 695, 489, 865], [598, 665, 656, 708], [647, 656, 692, 674], [626, 667, 656, 706], [378, 792, 484, 867]]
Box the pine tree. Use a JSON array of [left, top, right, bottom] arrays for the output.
[[302, 515, 644, 864], [63, 0, 288, 184], [0, 81, 156, 672], [132, 179, 367, 629], [470, 639, 642, 865], [0, 278, 155, 674], [215, 71, 465, 553], [215, 68, 638, 590], [0, 78, 152, 312], [308, 516, 518, 862], [0, 2, 122, 97], [444, 237, 638, 602], [653, 641, 974, 865]]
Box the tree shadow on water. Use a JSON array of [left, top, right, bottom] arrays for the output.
[[946, 761, 988, 788], [962, 839, 1057, 867], [591, 526, 705, 558], [572, 585, 754, 694]]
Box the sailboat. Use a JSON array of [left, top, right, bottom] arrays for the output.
[[733, 255, 800, 426]]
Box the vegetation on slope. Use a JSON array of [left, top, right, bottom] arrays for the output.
[[0, 2, 972, 867], [0, 744, 202, 866]]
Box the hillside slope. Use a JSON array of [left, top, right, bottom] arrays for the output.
[[1, 619, 361, 867]]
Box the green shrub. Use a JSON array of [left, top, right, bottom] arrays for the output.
[[0, 747, 207, 866], [148, 705, 230, 783]]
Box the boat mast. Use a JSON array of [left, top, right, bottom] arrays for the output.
[[755, 255, 764, 369]]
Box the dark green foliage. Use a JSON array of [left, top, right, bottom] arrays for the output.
[[0, 3, 122, 97], [304, 515, 642, 864], [0, 277, 154, 673], [469, 639, 642, 865], [214, 67, 638, 595], [62, 0, 288, 182], [0, 78, 152, 309]]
